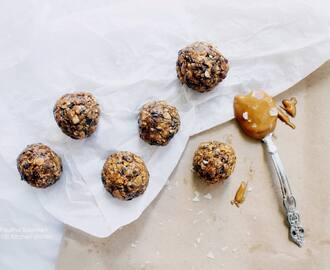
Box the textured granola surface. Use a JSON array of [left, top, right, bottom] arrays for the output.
[[176, 42, 229, 93], [102, 151, 149, 200], [138, 101, 180, 146], [53, 92, 100, 139], [193, 141, 236, 184], [17, 143, 62, 188]]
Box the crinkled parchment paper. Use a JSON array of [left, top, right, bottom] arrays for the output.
[[0, 0, 329, 248]]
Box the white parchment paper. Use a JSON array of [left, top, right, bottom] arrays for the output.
[[0, 0, 329, 247]]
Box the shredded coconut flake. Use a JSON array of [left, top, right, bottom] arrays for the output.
[[192, 191, 200, 202], [203, 193, 213, 200], [269, 107, 278, 116], [207, 251, 215, 259], [242, 111, 249, 120]]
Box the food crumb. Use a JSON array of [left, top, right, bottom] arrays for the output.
[[207, 251, 215, 259], [221, 246, 228, 251], [192, 191, 201, 202], [203, 193, 213, 200]]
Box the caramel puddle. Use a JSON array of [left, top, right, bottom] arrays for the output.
[[234, 91, 278, 140]]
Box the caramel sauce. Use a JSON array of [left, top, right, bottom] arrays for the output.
[[277, 107, 296, 129], [231, 181, 247, 207], [281, 97, 297, 117], [234, 91, 278, 139]]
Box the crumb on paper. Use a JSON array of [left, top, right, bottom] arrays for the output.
[[131, 243, 137, 248], [221, 246, 228, 251], [196, 237, 201, 243], [253, 216, 257, 221], [192, 191, 200, 202], [203, 193, 213, 200], [192, 196, 200, 202], [247, 187, 253, 192], [207, 251, 215, 259], [232, 248, 238, 253]]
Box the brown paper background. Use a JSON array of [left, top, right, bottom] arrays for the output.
[[57, 62, 330, 270]]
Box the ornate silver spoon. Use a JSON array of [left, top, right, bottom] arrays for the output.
[[262, 133, 304, 247]]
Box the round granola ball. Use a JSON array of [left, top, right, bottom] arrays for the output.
[[138, 101, 180, 146], [102, 151, 149, 200], [193, 141, 236, 184], [17, 143, 62, 188], [53, 92, 100, 139], [176, 41, 229, 93]]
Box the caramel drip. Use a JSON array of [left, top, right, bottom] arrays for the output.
[[234, 91, 278, 140], [281, 97, 297, 117], [277, 107, 296, 129], [231, 181, 247, 207]]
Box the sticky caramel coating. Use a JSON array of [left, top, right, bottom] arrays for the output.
[[138, 101, 180, 146], [193, 141, 236, 184], [17, 143, 62, 188], [53, 92, 100, 139], [176, 42, 229, 93], [102, 151, 149, 200], [234, 91, 278, 140]]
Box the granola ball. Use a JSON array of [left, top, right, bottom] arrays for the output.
[[102, 151, 149, 200], [193, 141, 236, 184], [53, 92, 100, 139], [176, 41, 229, 93], [138, 101, 180, 146], [17, 143, 62, 188]]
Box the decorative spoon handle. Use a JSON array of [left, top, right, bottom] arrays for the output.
[[262, 133, 304, 247]]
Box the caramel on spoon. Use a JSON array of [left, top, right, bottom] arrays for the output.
[[233, 91, 304, 247], [234, 91, 278, 139]]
